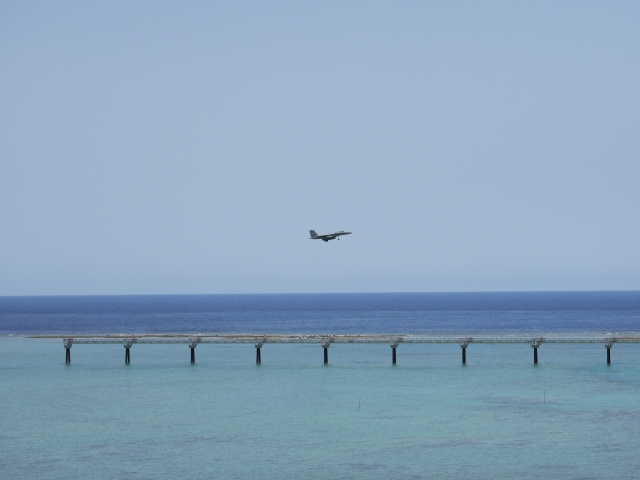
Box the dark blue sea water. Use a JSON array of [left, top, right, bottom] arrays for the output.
[[1, 291, 639, 335]]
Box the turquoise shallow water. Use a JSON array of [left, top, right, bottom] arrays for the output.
[[2, 337, 640, 479]]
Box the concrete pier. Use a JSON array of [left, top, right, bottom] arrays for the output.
[[189, 340, 198, 364], [51, 334, 638, 366], [391, 340, 399, 364], [255, 341, 263, 364], [124, 340, 133, 364], [531, 339, 542, 364], [64, 338, 72, 364], [322, 340, 330, 364], [460, 340, 469, 364]]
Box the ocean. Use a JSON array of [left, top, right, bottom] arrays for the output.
[[2, 292, 640, 479]]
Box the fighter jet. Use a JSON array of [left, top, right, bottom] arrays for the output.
[[309, 230, 352, 242]]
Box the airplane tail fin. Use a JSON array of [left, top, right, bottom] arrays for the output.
[[309, 230, 318, 238]]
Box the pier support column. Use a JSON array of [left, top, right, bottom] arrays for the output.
[[460, 341, 469, 365], [255, 341, 263, 364], [322, 340, 330, 364], [189, 341, 198, 364], [124, 341, 133, 364], [63, 338, 72, 364], [531, 339, 542, 365], [390, 340, 400, 364], [606, 341, 613, 365]]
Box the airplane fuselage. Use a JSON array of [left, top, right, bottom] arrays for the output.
[[309, 230, 352, 242]]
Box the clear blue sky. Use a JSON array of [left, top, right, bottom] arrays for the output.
[[1, 1, 639, 295]]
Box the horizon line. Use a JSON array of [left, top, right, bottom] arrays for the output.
[[1, 289, 640, 298]]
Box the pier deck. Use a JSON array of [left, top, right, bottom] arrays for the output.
[[34, 333, 640, 344]]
